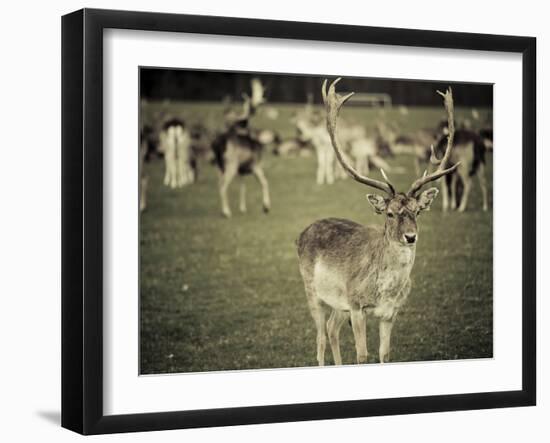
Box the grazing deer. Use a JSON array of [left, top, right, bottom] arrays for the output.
[[337, 120, 404, 178], [389, 124, 445, 177], [212, 78, 271, 217], [273, 137, 312, 157], [297, 79, 459, 366]]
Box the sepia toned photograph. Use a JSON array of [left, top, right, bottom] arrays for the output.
[[139, 68, 493, 375]]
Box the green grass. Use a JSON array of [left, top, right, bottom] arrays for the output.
[[140, 104, 493, 374]]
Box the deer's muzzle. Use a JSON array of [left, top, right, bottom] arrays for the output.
[[403, 233, 417, 245]]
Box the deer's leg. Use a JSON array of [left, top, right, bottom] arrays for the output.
[[413, 155, 421, 177], [326, 148, 335, 185], [165, 140, 178, 189], [140, 175, 148, 212], [251, 164, 270, 213], [178, 156, 191, 187], [219, 162, 238, 218], [356, 155, 368, 176], [477, 162, 489, 211], [380, 281, 408, 363], [449, 173, 458, 210], [379, 315, 396, 363], [176, 156, 184, 187], [440, 175, 449, 212], [327, 310, 348, 366], [364, 156, 370, 175], [178, 139, 193, 186], [174, 141, 182, 187], [336, 152, 348, 180], [163, 156, 170, 186], [172, 163, 179, 189], [355, 156, 362, 176], [458, 171, 472, 213], [316, 148, 325, 185], [161, 138, 170, 186], [239, 179, 247, 213], [169, 151, 178, 189], [190, 162, 196, 184], [306, 293, 327, 366], [187, 166, 195, 186], [164, 146, 174, 187], [350, 309, 368, 364]]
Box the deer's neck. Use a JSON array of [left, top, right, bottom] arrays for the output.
[[381, 236, 416, 268], [355, 231, 416, 316]]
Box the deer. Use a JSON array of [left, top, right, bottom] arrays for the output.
[[294, 111, 341, 185], [159, 117, 196, 189], [433, 128, 488, 212], [296, 78, 459, 366], [212, 78, 271, 217], [294, 109, 380, 185]]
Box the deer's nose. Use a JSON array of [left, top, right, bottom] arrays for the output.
[[404, 233, 417, 244]]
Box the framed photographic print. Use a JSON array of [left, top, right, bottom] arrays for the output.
[[62, 8, 536, 435]]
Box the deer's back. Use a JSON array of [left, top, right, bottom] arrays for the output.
[[212, 132, 262, 174], [435, 129, 486, 175], [297, 218, 383, 275]]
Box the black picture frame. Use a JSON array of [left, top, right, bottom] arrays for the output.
[[62, 8, 536, 435]]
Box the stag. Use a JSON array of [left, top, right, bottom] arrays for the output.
[[212, 78, 270, 217], [296, 79, 459, 366]]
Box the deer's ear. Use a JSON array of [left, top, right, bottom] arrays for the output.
[[417, 187, 439, 211], [366, 194, 387, 214]]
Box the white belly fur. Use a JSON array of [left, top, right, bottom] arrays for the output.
[[312, 247, 414, 316], [312, 260, 351, 311]]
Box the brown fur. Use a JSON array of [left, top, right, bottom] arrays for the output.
[[212, 80, 270, 218], [434, 130, 488, 212]]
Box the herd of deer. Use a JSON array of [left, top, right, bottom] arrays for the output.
[[140, 77, 492, 366], [141, 77, 491, 216]]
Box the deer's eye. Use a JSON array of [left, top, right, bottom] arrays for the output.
[[387, 212, 394, 218]]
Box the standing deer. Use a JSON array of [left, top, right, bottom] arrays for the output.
[[159, 118, 195, 188], [212, 78, 271, 217], [433, 128, 488, 212], [294, 113, 339, 185], [297, 79, 459, 366]]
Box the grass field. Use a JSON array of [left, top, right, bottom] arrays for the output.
[[140, 103, 493, 374]]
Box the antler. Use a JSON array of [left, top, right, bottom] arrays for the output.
[[322, 78, 395, 196], [237, 78, 265, 121], [407, 87, 460, 196]]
